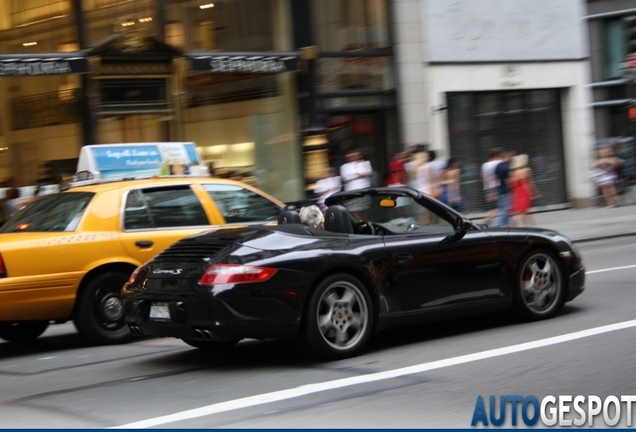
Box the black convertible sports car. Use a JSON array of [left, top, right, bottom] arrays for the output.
[[122, 187, 585, 359]]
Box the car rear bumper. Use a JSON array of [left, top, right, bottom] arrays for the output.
[[123, 295, 300, 340]]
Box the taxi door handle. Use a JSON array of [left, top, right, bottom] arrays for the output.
[[393, 253, 413, 264], [135, 240, 154, 248]]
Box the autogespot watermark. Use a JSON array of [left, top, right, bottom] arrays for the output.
[[471, 395, 636, 427]]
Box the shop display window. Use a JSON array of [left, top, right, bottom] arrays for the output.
[[312, 0, 390, 53], [0, 0, 77, 53], [164, 0, 292, 52]]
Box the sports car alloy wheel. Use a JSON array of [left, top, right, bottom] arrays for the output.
[[515, 250, 564, 319], [304, 274, 374, 359]]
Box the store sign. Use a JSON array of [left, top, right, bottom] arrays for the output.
[[190, 55, 297, 74], [0, 57, 88, 76]]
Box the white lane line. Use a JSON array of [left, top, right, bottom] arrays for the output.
[[587, 264, 636, 274], [114, 319, 636, 429]]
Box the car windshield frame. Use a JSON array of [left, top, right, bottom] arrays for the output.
[[0, 192, 95, 233], [325, 187, 464, 234]]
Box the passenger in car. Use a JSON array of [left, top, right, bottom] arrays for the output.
[[299, 205, 324, 229]]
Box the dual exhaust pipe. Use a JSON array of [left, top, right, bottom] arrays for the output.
[[128, 324, 144, 337], [128, 325, 216, 341], [193, 328, 216, 341]]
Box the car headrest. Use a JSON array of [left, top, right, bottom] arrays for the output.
[[324, 205, 354, 234], [278, 210, 302, 225]]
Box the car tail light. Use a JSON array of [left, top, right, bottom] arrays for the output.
[[128, 266, 142, 284], [199, 264, 277, 285], [0, 253, 6, 277]]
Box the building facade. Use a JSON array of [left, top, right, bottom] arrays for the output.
[[585, 0, 636, 192], [394, 0, 596, 210], [0, 0, 398, 203]]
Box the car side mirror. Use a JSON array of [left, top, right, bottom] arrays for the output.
[[460, 219, 473, 232], [441, 218, 472, 244], [455, 218, 473, 232]]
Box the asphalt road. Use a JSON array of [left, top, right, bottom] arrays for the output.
[[1, 236, 635, 428]]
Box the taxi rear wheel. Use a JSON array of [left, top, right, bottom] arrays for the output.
[[0, 321, 49, 343], [74, 271, 132, 345]]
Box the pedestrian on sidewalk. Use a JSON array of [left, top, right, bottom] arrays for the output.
[[340, 149, 373, 218], [591, 147, 623, 208], [386, 151, 407, 187], [441, 157, 467, 214], [509, 154, 540, 227], [492, 150, 513, 227], [481, 147, 503, 225], [314, 166, 342, 212]]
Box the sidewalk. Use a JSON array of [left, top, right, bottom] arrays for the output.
[[470, 205, 636, 243]]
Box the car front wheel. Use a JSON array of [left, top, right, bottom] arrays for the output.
[[74, 271, 131, 344], [514, 250, 565, 320], [0, 321, 49, 343], [302, 273, 374, 359]]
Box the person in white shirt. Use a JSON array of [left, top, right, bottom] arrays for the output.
[[314, 167, 342, 211], [339, 149, 373, 218], [340, 150, 372, 191]]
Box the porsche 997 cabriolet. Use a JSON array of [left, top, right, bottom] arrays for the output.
[[122, 187, 585, 359]]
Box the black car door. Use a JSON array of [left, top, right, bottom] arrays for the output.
[[382, 227, 505, 313]]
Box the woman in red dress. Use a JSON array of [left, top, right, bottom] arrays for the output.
[[386, 152, 407, 187], [509, 154, 537, 227]]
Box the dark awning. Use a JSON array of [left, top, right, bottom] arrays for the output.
[[0, 53, 88, 76], [186, 52, 298, 74]]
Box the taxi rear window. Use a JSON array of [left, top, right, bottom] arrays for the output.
[[0, 192, 94, 233]]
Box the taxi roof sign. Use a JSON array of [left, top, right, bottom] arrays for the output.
[[74, 142, 208, 185]]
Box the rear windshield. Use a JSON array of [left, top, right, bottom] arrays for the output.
[[1, 192, 94, 233], [203, 184, 282, 223]]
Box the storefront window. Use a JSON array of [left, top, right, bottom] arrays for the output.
[[0, 74, 83, 186], [0, 0, 78, 53], [82, 0, 157, 47], [447, 90, 567, 212], [312, 0, 390, 52], [182, 73, 302, 202], [164, 0, 292, 52]]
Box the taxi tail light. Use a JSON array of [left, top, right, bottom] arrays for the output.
[[200, 264, 277, 285], [128, 266, 142, 284], [0, 253, 5, 277]]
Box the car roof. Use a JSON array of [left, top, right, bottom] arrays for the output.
[[64, 177, 286, 206]]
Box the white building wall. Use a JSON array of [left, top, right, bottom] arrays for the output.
[[392, 0, 596, 206]]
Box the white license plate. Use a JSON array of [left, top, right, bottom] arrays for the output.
[[149, 302, 171, 321]]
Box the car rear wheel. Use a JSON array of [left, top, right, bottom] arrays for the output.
[[303, 273, 374, 359], [0, 321, 49, 343], [514, 250, 564, 320], [74, 272, 131, 344]]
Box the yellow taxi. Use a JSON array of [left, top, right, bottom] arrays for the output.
[[0, 177, 285, 344]]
